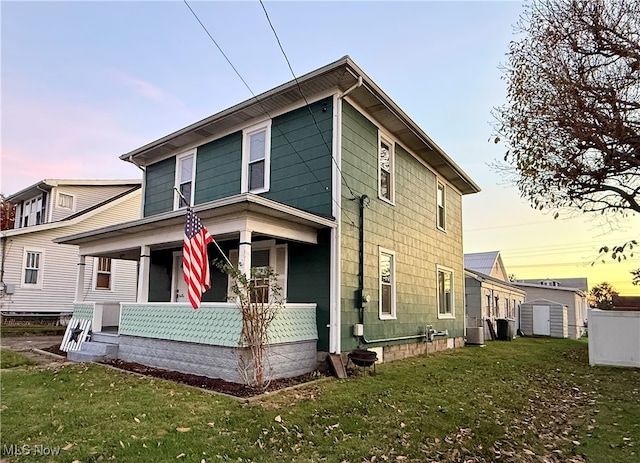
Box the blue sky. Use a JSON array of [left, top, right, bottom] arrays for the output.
[[2, 0, 638, 293]]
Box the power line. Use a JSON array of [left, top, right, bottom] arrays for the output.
[[258, 0, 360, 202], [182, 0, 358, 227]]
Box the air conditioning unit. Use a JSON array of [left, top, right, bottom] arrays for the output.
[[466, 327, 484, 345]]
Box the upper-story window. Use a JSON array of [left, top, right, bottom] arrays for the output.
[[436, 182, 446, 230], [20, 195, 44, 227], [379, 247, 396, 319], [174, 150, 196, 209], [242, 121, 271, 194], [379, 136, 394, 203], [57, 192, 74, 210]]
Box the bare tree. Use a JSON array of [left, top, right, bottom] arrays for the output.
[[216, 261, 283, 388], [494, 0, 640, 217]]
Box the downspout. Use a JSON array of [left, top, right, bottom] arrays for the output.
[[0, 234, 7, 287], [357, 194, 368, 321], [127, 155, 146, 218]]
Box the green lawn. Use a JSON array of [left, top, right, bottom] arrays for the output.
[[1, 338, 638, 462], [0, 349, 37, 369]]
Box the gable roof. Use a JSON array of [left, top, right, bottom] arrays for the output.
[[465, 250, 510, 278], [464, 251, 500, 275], [120, 56, 480, 196], [8, 179, 141, 203]]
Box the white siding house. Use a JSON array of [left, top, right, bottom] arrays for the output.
[[1, 180, 141, 320]]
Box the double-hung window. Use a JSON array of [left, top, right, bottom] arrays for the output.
[[379, 248, 396, 319], [379, 136, 394, 203], [437, 182, 446, 230], [242, 121, 271, 193], [175, 150, 196, 209], [437, 266, 454, 318], [23, 250, 43, 288], [95, 257, 112, 290]]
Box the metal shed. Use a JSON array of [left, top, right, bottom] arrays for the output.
[[520, 299, 568, 338]]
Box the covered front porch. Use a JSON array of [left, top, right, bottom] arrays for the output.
[[71, 301, 318, 383], [57, 194, 336, 383]]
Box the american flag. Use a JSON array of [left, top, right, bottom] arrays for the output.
[[183, 208, 213, 309]]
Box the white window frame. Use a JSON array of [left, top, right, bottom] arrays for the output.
[[21, 195, 44, 227], [379, 247, 396, 320], [378, 133, 395, 204], [57, 191, 75, 210], [437, 265, 454, 319], [174, 149, 196, 210], [241, 120, 272, 194], [21, 248, 44, 289], [93, 257, 114, 291], [436, 181, 446, 231]]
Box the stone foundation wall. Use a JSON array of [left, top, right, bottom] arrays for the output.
[[117, 335, 317, 384]]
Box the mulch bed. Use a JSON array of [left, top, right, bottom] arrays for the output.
[[105, 359, 323, 398], [40, 344, 332, 398], [41, 345, 66, 356]]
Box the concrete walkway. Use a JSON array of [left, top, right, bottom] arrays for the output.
[[1, 335, 66, 366]]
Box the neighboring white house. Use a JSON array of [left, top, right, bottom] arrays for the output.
[[513, 278, 588, 340], [1, 179, 141, 321], [464, 251, 526, 341]]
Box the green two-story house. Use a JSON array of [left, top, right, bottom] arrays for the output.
[[58, 56, 480, 383]]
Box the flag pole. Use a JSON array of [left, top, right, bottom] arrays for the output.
[[175, 188, 232, 267]]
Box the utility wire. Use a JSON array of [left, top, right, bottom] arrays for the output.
[[183, 0, 357, 226], [258, 0, 359, 202]]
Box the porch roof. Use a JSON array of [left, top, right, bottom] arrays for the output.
[[55, 194, 335, 258]]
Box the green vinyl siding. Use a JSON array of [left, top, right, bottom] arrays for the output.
[[144, 157, 175, 217], [340, 101, 465, 351], [286, 229, 331, 352], [194, 132, 242, 204], [264, 98, 333, 216]]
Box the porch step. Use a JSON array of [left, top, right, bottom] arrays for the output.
[[67, 341, 118, 363], [68, 350, 109, 363], [91, 332, 119, 344]]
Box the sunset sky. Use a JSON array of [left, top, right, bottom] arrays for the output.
[[2, 1, 638, 295]]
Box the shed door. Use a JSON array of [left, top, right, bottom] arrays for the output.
[[533, 305, 550, 336]]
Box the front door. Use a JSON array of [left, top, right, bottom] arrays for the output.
[[172, 251, 188, 303]]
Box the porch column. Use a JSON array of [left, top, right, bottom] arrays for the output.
[[238, 229, 252, 278], [137, 245, 150, 303], [75, 255, 86, 302]]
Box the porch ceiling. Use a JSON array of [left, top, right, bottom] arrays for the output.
[[55, 194, 336, 256]]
